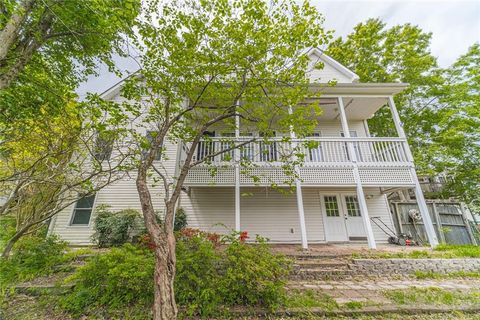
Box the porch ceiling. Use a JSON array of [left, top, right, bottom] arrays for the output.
[[305, 96, 389, 120], [304, 82, 408, 121]]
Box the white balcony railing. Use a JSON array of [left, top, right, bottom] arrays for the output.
[[186, 137, 410, 167]]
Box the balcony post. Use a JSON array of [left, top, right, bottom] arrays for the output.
[[234, 103, 241, 232], [338, 97, 377, 249], [387, 96, 439, 248], [289, 106, 308, 249]]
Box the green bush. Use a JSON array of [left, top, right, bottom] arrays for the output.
[[0, 215, 16, 252], [63, 230, 292, 318], [0, 235, 68, 287], [92, 206, 140, 247], [175, 230, 222, 316], [219, 233, 292, 310], [61, 244, 154, 314]]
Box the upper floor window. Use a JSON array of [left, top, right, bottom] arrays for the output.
[[71, 194, 96, 225], [196, 131, 215, 161], [94, 133, 113, 161], [144, 131, 162, 161]]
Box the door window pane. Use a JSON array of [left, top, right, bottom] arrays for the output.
[[71, 194, 96, 225], [324, 196, 340, 217], [345, 195, 361, 217]]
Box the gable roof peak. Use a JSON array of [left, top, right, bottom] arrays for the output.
[[307, 48, 359, 83]]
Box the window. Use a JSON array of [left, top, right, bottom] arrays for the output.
[[94, 133, 113, 161], [196, 131, 215, 161], [307, 132, 323, 162], [71, 194, 96, 225], [259, 132, 277, 162], [220, 132, 234, 161], [238, 132, 254, 161], [324, 196, 340, 217], [340, 130, 362, 161], [345, 195, 361, 217], [145, 131, 162, 161]]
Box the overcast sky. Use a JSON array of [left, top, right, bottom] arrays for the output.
[[77, 0, 480, 97]]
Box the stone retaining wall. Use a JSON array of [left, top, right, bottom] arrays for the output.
[[351, 259, 480, 276]]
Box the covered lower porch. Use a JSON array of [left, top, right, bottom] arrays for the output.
[[178, 186, 397, 246]]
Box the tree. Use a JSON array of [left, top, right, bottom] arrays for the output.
[[0, 0, 140, 255], [326, 18, 441, 138], [0, 97, 135, 257], [98, 0, 330, 318], [326, 19, 479, 205], [420, 44, 480, 205], [0, 0, 139, 90]]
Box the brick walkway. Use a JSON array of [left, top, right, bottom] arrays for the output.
[[288, 279, 480, 304], [289, 279, 480, 290]]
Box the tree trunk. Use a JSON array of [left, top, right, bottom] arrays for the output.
[[1, 223, 30, 258], [153, 229, 178, 319], [136, 167, 178, 319], [0, 0, 35, 63]]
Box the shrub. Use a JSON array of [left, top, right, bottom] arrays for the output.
[[62, 231, 292, 318], [92, 206, 140, 247], [218, 232, 292, 310], [61, 244, 154, 314], [0, 215, 16, 252], [0, 235, 68, 287], [175, 231, 222, 316]]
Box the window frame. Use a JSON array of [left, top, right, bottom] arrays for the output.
[[145, 131, 163, 161], [93, 133, 114, 162], [69, 194, 97, 226]]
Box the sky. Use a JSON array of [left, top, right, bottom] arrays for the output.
[[77, 0, 480, 97]]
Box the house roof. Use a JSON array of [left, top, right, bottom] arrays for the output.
[[99, 49, 406, 101], [306, 48, 360, 83]]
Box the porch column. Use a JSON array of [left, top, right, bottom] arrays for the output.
[[289, 106, 308, 249], [387, 97, 439, 248], [338, 97, 377, 249], [234, 104, 241, 232]]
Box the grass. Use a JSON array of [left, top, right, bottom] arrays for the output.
[[415, 270, 480, 280], [284, 289, 338, 310], [351, 244, 480, 259], [384, 287, 480, 306]]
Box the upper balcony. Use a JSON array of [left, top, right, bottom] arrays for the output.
[[181, 87, 415, 188], [182, 136, 415, 187]]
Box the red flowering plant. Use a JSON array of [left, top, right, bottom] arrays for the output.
[[176, 228, 222, 247], [239, 231, 249, 243], [138, 233, 156, 251]]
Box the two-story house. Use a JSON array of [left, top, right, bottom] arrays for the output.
[[48, 49, 439, 249]]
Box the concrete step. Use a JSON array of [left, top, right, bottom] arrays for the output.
[[293, 260, 349, 270], [15, 283, 74, 296], [290, 268, 355, 281], [287, 253, 351, 260]]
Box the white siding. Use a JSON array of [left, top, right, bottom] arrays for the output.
[[50, 139, 179, 245], [307, 53, 354, 84], [179, 186, 394, 245]]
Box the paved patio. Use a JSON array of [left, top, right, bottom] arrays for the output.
[[269, 243, 429, 256]]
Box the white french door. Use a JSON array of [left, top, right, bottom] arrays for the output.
[[321, 193, 367, 242], [321, 194, 348, 242], [341, 194, 366, 239]]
